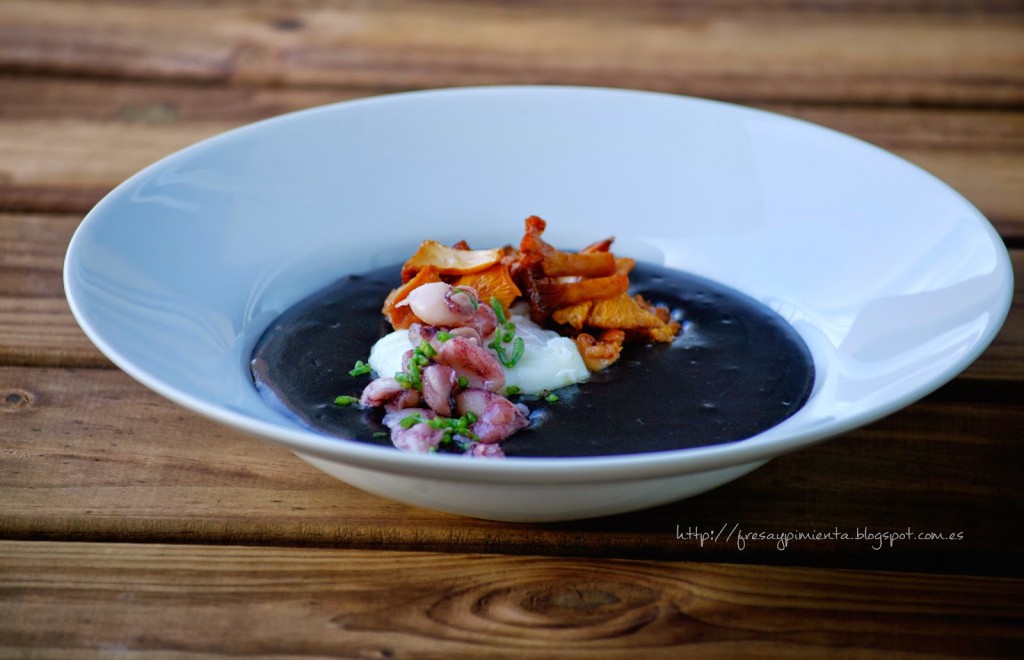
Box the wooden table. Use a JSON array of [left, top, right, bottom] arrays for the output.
[[2, 1, 1022, 656]]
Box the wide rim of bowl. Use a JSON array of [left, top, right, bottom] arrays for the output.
[[64, 85, 1015, 485]]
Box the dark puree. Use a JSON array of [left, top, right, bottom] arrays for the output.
[[251, 263, 815, 457]]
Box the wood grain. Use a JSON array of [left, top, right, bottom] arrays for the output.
[[1, 1, 1021, 106], [2, 77, 1022, 234], [3, 207, 1021, 379], [1, 366, 1020, 574], [0, 120, 227, 195], [0, 213, 74, 297], [0, 213, 108, 367], [0, 75, 359, 123], [1, 0, 1021, 652], [35, 0, 1024, 16], [1, 540, 1021, 657], [4, 74, 1024, 146], [3, 74, 1023, 240]]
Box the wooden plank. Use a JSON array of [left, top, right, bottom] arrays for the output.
[[0, 540, 1021, 657], [1, 366, 1021, 575], [0, 3, 1018, 654], [3, 75, 1022, 151], [2, 76, 1023, 229], [0, 213, 74, 297], [37, 0, 1024, 17], [0, 75, 358, 123], [0, 112, 1022, 233], [3, 205, 1021, 378], [1, 1, 1021, 106], [0, 297, 110, 368], [0, 213, 108, 367], [0, 120, 228, 193], [4, 74, 1024, 153]]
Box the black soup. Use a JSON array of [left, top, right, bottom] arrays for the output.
[[250, 262, 815, 457]]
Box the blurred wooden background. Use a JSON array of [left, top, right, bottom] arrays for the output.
[[1, 1, 1022, 656]]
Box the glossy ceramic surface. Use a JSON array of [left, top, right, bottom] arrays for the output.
[[64, 87, 1013, 521]]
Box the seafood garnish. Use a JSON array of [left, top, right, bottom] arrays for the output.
[[344, 216, 681, 457]]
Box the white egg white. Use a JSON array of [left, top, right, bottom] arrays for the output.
[[367, 311, 589, 396]]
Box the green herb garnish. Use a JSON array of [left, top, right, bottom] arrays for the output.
[[509, 336, 525, 365], [394, 341, 437, 392], [487, 296, 525, 368], [396, 368, 422, 391], [400, 413, 424, 429], [398, 411, 479, 450], [490, 296, 508, 324], [349, 360, 372, 377], [334, 395, 359, 406], [505, 385, 521, 396]]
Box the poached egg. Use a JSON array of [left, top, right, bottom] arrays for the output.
[[368, 309, 589, 395]]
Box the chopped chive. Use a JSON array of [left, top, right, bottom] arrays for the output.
[[505, 385, 521, 396], [400, 414, 423, 429], [334, 395, 359, 406], [488, 335, 524, 369], [457, 375, 469, 388], [544, 392, 559, 403], [397, 410, 480, 444], [490, 296, 507, 324], [437, 331, 452, 342], [484, 297, 526, 368], [372, 431, 388, 438], [509, 336, 525, 367], [349, 360, 372, 377]]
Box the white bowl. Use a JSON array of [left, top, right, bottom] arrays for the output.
[[64, 87, 1013, 522]]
